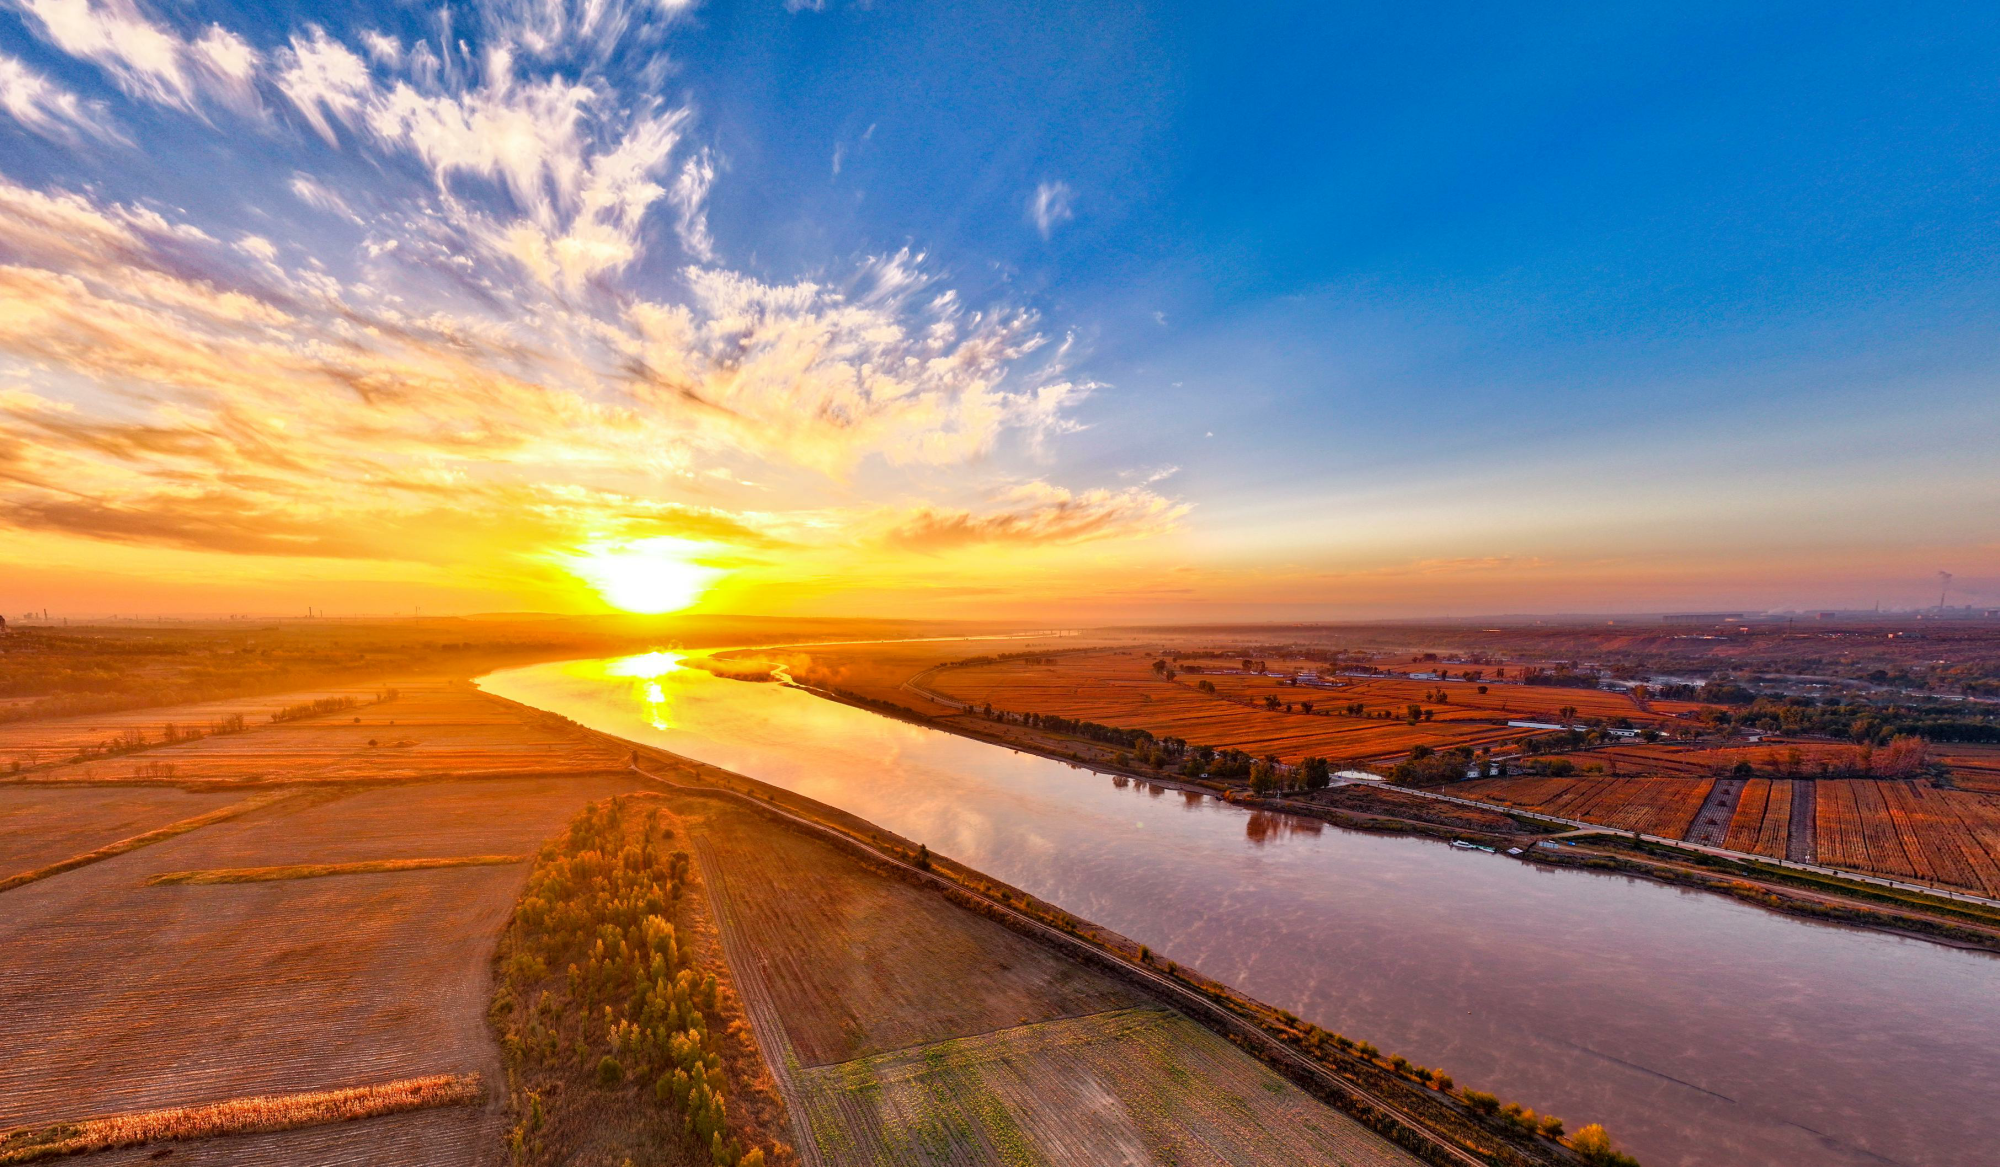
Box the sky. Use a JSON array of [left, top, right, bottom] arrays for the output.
[[1, 0, 1996, 620]]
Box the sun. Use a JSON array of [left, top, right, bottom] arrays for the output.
[[562, 537, 721, 614]]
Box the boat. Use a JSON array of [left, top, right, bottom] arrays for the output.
[[1451, 840, 1477, 849]]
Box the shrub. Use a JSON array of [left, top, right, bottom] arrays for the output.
[[1463, 1089, 1500, 1115], [597, 1056, 624, 1086], [1571, 1123, 1640, 1166]]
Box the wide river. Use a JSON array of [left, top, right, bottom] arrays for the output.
[[481, 652, 1999, 1167]]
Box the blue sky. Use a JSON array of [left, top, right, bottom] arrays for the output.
[[1, 0, 1995, 616]]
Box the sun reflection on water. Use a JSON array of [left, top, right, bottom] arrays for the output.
[[607, 651, 686, 730]]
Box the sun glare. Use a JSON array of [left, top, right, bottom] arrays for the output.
[[563, 538, 721, 614], [607, 651, 685, 678]]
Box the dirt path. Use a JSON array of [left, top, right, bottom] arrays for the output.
[[1684, 778, 1746, 846], [1788, 780, 1818, 863]]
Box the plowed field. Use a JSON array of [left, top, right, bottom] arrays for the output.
[[792, 1007, 1418, 1167], [16, 681, 623, 785], [1452, 774, 2000, 896], [681, 796, 1421, 1166], [0, 683, 644, 1164], [1452, 776, 1714, 838]]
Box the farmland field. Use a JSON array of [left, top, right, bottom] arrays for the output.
[[791, 1007, 1416, 1167], [0, 682, 644, 1164], [0, 785, 242, 879], [1452, 775, 1714, 838], [680, 795, 1422, 1166], [923, 651, 1542, 764], [9, 680, 624, 785], [1449, 774, 2000, 896]]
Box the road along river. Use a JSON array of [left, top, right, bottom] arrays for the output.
[[480, 652, 2000, 1167]]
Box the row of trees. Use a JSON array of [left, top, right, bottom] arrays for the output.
[[494, 798, 765, 1167]]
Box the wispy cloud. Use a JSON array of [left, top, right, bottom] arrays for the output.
[[0, 50, 123, 141], [11, 0, 257, 110], [1026, 179, 1074, 239], [884, 482, 1190, 553]]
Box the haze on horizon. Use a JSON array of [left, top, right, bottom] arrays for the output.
[[1, 0, 1995, 622]]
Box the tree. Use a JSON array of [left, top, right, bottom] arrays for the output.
[[1302, 757, 1331, 791], [1249, 760, 1278, 795], [1570, 1124, 1639, 1167]]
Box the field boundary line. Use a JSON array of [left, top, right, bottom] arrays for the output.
[[0, 1073, 484, 1163], [688, 833, 828, 1167], [635, 764, 1492, 1167], [145, 854, 529, 886], [795, 1005, 1176, 1077], [0, 789, 299, 895]]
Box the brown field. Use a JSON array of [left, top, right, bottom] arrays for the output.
[[924, 651, 1531, 764], [680, 795, 1422, 1166], [1939, 743, 2000, 794], [790, 1007, 1418, 1167], [11, 680, 624, 785], [0, 681, 645, 1164], [1452, 775, 1715, 837], [1539, 739, 1928, 780], [0, 685, 373, 769], [1451, 773, 2000, 896], [0, 785, 242, 879]]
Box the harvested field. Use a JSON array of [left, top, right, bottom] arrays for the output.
[[0, 785, 242, 879], [1810, 780, 2000, 895], [1452, 776, 1714, 838], [1939, 744, 2000, 794], [792, 1007, 1418, 1167], [0, 790, 297, 892], [1459, 770, 2000, 895], [0, 686, 376, 771], [681, 795, 1421, 1166], [20, 681, 624, 786], [689, 798, 1139, 1066], [0, 687, 643, 1167]]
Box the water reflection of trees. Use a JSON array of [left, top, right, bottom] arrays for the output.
[[1245, 810, 1325, 845]]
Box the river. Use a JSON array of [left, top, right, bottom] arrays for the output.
[[479, 651, 2000, 1167]]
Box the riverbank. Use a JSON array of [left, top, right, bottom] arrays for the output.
[[789, 671, 2000, 954], [482, 685, 1601, 1167]]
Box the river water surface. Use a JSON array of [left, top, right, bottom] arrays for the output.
[[480, 652, 2000, 1167]]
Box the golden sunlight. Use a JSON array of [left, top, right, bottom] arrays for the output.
[[562, 537, 721, 613]]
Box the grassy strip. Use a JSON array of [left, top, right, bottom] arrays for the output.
[[0, 790, 296, 894], [148, 854, 527, 886], [0, 1073, 484, 1163]]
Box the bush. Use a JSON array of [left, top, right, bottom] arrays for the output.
[[1463, 1089, 1500, 1115], [1571, 1123, 1640, 1166], [597, 1055, 624, 1086]]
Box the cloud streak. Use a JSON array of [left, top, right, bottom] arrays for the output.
[[884, 482, 1190, 553]]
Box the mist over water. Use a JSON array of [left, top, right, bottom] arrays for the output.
[[482, 654, 2000, 1167]]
